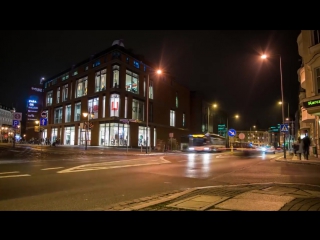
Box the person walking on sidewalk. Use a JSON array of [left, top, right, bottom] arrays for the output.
[[303, 130, 311, 160], [297, 137, 304, 160]]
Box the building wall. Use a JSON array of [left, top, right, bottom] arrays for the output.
[[297, 30, 320, 154], [41, 43, 191, 148]]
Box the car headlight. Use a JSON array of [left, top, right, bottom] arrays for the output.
[[189, 147, 194, 151], [261, 147, 266, 151], [204, 147, 210, 150]]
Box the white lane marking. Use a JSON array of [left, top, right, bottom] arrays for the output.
[[58, 157, 171, 174], [0, 174, 31, 178], [0, 171, 19, 175], [41, 167, 64, 171]]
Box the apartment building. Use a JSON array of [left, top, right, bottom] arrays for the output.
[[0, 104, 15, 142], [41, 40, 191, 149], [297, 30, 320, 154]]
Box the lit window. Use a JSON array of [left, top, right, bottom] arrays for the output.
[[125, 70, 139, 94], [170, 110, 175, 127]]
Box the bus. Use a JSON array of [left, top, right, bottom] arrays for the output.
[[181, 133, 226, 152]]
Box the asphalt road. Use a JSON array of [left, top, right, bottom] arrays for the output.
[[1, 144, 320, 210]]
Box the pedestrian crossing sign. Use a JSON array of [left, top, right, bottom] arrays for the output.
[[280, 124, 289, 132]]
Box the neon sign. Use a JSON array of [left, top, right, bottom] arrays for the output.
[[303, 99, 320, 108]]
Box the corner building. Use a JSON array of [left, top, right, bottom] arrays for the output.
[[297, 30, 320, 154], [42, 41, 190, 149]]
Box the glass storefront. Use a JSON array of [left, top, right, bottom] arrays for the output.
[[138, 126, 149, 147], [78, 128, 91, 146], [64, 126, 75, 145], [99, 123, 129, 146], [51, 127, 58, 143]]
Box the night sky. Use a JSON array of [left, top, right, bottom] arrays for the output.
[[0, 30, 301, 131]]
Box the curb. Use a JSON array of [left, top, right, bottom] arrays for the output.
[[120, 188, 196, 211]]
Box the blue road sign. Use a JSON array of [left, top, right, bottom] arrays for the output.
[[40, 118, 47, 126], [228, 128, 236, 137], [280, 124, 289, 132], [12, 120, 19, 127]]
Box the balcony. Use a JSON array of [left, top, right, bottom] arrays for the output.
[[299, 91, 306, 102], [299, 120, 311, 130], [309, 42, 320, 55], [297, 32, 303, 57], [301, 107, 315, 122], [298, 67, 306, 89]]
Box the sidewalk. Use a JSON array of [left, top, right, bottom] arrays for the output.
[[275, 151, 320, 165], [99, 182, 320, 211]]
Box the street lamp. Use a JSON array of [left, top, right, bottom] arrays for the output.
[[249, 125, 256, 143], [278, 101, 289, 120], [83, 112, 94, 150], [146, 69, 162, 154], [207, 103, 218, 133], [35, 120, 41, 145], [261, 54, 286, 159], [226, 114, 239, 148]]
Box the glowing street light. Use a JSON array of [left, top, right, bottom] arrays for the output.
[[207, 103, 218, 133], [250, 125, 256, 142], [261, 53, 286, 159], [146, 69, 162, 154]]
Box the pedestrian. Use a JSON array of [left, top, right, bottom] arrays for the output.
[[297, 137, 304, 160], [293, 139, 299, 156], [302, 130, 311, 160]]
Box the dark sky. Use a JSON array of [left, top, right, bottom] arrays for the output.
[[0, 30, 301, 131]]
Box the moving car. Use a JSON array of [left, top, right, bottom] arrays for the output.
[[260, 146, 276, 154]]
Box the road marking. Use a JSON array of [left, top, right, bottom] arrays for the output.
[[0, 174, 31, 178], [41, 167, 64, 171], [58, 157, 171, 173], [0, 171, 20, 175]]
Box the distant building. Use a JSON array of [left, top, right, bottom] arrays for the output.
[[41, 40, 191, 149], [25, 85, 44, 141], [0, 104, 15, 142]]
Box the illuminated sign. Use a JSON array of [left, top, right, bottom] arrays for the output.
[[31, 87, 43, 92], [27, 97, 40, 121], [268, 126, 280, 132], [190, 134, 205, 138], [303, 99, 320, 108]]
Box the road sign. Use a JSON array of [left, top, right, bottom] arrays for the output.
[[228, 129, 236, 137], [280, 124, 289, 132], [13, 112, 22, 121], [12, 120, 19, 127], [41, 111, 47, 118], [40, 118, 47, 126], [239, 133, 245, 140]]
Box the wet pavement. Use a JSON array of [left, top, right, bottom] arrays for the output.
[[2, 143, 320, 211], [97, 151, 320, 211]]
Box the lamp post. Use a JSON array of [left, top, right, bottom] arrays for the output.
[[35, 120, 42, 152], [146, 69, 162, 154], [83, 112, 94, 150], [250, 125, 256, 143], [226, 114, 239, 148], [207, 103, 217, 133], [261, 54, 286, 159]]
